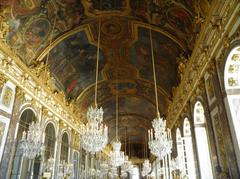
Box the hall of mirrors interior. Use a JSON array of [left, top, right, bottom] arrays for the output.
[[0, 0, 239, 179]]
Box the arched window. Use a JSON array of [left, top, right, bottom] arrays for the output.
[[183, 118, 196, 179], [11, 109, 40, 178], [194, 101, 213, 179], [224, 46, 240, 167], [60, 132, 69, 162], [176, 128, 186, 174], [44, 123, 56, 161]]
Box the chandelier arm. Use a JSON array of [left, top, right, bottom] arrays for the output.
[[150, 29, 160, 118], [94, 18, 101, 107]]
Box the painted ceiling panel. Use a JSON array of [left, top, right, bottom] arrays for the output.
[[44, 30, 105, 99]]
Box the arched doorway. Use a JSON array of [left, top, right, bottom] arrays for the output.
[[11, 108, 40, 179], [183, 118, 196, 179], [224, 45, 240, 168], [194, 101, 213, 179]]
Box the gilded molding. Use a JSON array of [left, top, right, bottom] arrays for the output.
[[0, 44, 81, 133], [167, 0, 240, 127]]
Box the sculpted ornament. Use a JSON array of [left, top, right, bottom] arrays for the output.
[[176, 53, 189, 81], [0, 75, 7, 87], [0, 8, 9, 43], [16, 87, 24, 100], [30, 62, 46, 77]]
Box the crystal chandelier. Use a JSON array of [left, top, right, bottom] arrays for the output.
[[110, 71, 125, 167], [121, 128, 133, 177], [80, 106, 108, 154], [147, 29, 172, 159], [20, 121, 45, 159], [141, 131, 151, 177], [80, 18, 108, 154], [142, 159, 151, 177], [148, 117, 172, 159], [110, 141, 125, 167], [121, 155, 133, 177]]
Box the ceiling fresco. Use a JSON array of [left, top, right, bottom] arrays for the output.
[[43, 29, 106, 99], [0, 0, 210, 64], [0, 0, 211, 158], [76, 80, 169, 119], [130, 27, 180, 94]]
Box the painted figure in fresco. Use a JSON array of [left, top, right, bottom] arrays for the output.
[[56, 0, 84, 30], [24, 18, 50, 46], [130, 0, 149, 22], [9, 0, 41, 18]]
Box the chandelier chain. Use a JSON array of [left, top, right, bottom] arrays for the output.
[[95, 18, 101, 107], [150, 29, 160, 118]]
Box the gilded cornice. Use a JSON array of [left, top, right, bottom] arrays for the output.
[[167, 0, 240, 127], [0, 42, 81, 133]]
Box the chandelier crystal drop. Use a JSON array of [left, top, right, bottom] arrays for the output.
[[110, 141, 125, 167], [20, 121, 45, 159], [141, 159, 151, 177], [148, 117, 172, 159], [80, 106, 108, 154]]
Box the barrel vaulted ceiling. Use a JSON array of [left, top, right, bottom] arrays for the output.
[[1, 0, 210, 158]]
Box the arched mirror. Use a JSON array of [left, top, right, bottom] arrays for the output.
[[43, 122, 56, 175], [44, 123, 56, 161], [11, 108, 40, 179], [60, 132, 69, 163]]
